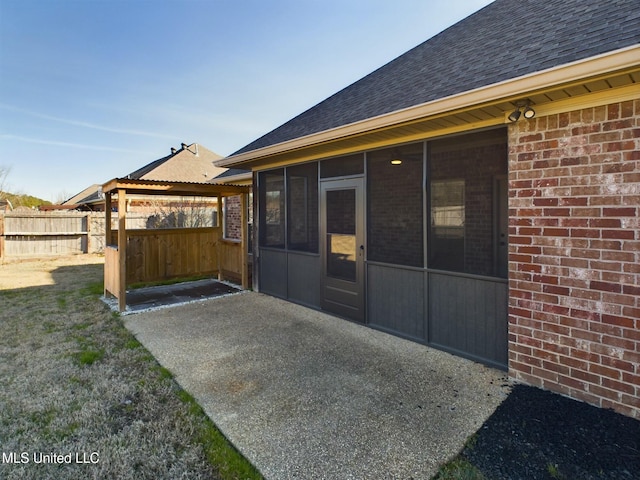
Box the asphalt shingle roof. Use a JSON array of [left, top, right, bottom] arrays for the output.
[[62, 184, 102, 206], [234, 0, 640, 155], [127, 143, 227, 183], [127, 156, 171, 180]]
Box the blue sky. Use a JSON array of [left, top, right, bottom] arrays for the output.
[[0, 0, 493, 202]]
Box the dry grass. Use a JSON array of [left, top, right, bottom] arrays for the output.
[[0, 255, 260, 480]]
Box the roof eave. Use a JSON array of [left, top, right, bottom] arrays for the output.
[[216, 44, 640, 169], [214, 172, 253, 184]]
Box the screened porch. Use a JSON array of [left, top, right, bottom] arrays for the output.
[[255, 127, 509, 369]]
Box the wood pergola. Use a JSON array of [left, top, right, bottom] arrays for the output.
[[102, 178, 251, 311]]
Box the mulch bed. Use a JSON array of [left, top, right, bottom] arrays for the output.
[[462, 384, 640, 480]]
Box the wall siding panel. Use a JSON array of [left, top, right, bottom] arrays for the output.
[[429, 272, 508, 369], [367, 264, 425, 341], [259, 249, 288, 298], [287, 253, 321, 308]]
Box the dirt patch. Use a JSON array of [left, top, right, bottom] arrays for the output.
[[0, 255, 230, 479], [0, 254, 103, 289]]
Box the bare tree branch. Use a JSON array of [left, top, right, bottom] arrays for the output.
[[0, 165, 11, 200]]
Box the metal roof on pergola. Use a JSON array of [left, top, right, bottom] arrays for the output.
[[102, 178, 250, 197], [102, 178, 251, 311]]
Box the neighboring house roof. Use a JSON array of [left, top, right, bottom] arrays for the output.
[[0, 199, 12, 211], [231, 0, 640, 156], [61, 143, 229, 210], [62, 184, 102, 206], [40, 184, 104, 210], [128, 143, 227, 183]]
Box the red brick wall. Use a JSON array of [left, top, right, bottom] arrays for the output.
[[224, 196, 242, 240], [508, 99, 640, 418]]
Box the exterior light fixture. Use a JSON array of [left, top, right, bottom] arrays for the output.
[[508, 100, 535, 122], [523, 105, 536, 119], [508, 109, 521, 122], [390, 148, 403, 165]]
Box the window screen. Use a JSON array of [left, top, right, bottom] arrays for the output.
[[428, 129, 507, 276], [287, 163, 318, 252], [326, 189, 357, 281], [259, 169, 285, 248], [320, 153, 364, 178], [429, 179, 465, 271], [367, 143, 424, 267]]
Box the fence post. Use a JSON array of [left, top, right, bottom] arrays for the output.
[[85, 213, 91, 253], [0, 214, 4, 260]]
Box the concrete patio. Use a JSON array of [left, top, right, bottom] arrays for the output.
[[124, 291, 510, 479]]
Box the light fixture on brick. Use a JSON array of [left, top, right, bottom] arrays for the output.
[[508, 99, 535, 122]]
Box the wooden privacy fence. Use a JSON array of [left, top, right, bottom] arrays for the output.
[[0, 212, 104, 258], [0, 212, 153, 259], [106, 227, 243, 285]]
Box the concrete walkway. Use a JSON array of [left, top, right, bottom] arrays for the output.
[[124, 292, 510, 479]]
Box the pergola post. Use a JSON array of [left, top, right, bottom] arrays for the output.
[[240, 192, 248, 289], [217, 194, 223, 281], [104, 192, 112, 298], [117, 189, 127, 312]]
